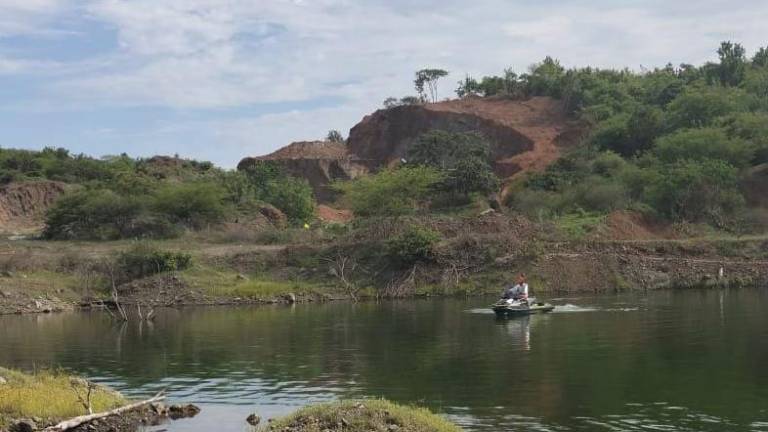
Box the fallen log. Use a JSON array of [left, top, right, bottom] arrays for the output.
[[43, 392, 166, 432]]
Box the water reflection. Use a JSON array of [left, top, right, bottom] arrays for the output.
[[1, 291, 767, 431], [496, 315, 531, 351]]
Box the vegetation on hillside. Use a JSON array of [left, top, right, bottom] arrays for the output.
[[376, 41, 768, 233], [0, 148, 315, 239]]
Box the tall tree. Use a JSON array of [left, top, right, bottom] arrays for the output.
[[717, 41, 747, 86], [753, 46, 768, 68], [415, 68, 449, 103], [326, 130, 345, 143]]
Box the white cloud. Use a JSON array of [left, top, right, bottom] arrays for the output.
[[5, 0, 768, 164], [0, 0, 71, 35]]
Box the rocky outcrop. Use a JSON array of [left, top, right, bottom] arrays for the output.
[[347, 96, 583, 178], [237, 141, 367, 203], [0, 181, 67, 234]]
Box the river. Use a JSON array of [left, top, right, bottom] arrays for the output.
[[1, 289, 767, 431]]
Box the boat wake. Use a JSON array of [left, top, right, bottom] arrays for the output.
[[550, 304, 598, 313], [467, 304, 639, 315]]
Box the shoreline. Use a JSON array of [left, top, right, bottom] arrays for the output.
[[2, 232, 767, 317]]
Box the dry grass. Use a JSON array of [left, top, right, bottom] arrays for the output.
[[0, 368, 125, 428], [267, 399, 463, 432]]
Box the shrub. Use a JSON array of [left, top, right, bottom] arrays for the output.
[[262, 177, 315, 224], [644, 159, 744, 225], [386, 225, 442, 265], [116, 244, 192, 282], [408, 130, 498, 197], [43, 189, 147, 240], [335, 167, 444, 217], [152, 182, 227, 228], [666, 85, 750, 129], [653, 127, 754, 168]]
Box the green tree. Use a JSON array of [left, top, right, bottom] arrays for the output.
[[753, 46, 768, 67], [717, 41, 747, 86], [262, 177, 315, 224], [644, 159, 744, 225], [666, 85, 749, 129], [455, 75, 481, 98], [43, 189, 147, 240], [652, 127, 754, 168], [720, 112, 768, 164], [525, 56, 565, 97], [334, 166, 444, 217], [742, 67, 768, 98], [386, 225, 442, 266], [415, 68, 449, 102], [326, 130, 345, 143], [153, 182, 227, 228], [408, 131, 498, 197]]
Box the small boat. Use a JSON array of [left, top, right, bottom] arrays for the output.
[[492, 298, 555, 318]]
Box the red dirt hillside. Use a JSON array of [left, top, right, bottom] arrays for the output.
[[238, 97, 584, 203], [0, 181, 67, 234], [347, 96, 583, 178]]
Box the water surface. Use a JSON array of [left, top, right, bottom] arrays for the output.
[[1, 289, 767, 431]]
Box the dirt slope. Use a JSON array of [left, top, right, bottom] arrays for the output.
[[347, 96, 584, 178], [0, 181, 67, 234], [238, 141, 368, 202]]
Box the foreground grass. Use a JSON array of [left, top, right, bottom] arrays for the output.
[[268, 399, 463, 432], [0, 368, 125, 428]]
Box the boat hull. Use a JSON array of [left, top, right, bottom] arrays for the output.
[[492, 303, 555, 318]]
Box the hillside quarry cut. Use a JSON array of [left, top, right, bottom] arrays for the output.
[[238, 97, 584, 202]]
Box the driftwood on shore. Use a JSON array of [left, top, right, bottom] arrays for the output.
[[43, 392, 166, 432]]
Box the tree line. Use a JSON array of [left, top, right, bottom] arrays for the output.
[[0, 147, 315, 240]]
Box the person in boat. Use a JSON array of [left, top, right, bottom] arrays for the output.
[[501, 273, 529, 302]]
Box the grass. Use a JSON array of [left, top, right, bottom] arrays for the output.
[[0, 368, 125, 428], [0, 271, 81, 298], [180, 264, 326, 299], [554, 212, 606, 240], [267, 399, 463, 432]]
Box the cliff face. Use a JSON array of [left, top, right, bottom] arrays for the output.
[[0, 181, 67, 234], [347, 96, 581, 178], [238, 97, 583, 203], [237, 141, 367, 202]]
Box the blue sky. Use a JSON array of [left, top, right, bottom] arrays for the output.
[[1, 0, 766, 167]]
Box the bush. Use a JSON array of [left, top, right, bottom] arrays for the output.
[[335, 167, 444, 217], [262, 177, 315, 224], [43, 189, 147, 240], [386, 225, 442, 265], [644, 159, 744, 225], [152, 182, 227, 228], [408, 130, 498, 197], [116, 244, 192, 282], [653, 127, 754, 168], [666, 86, 750, 129]]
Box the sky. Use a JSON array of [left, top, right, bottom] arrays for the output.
[[0, 0, 767, 168]]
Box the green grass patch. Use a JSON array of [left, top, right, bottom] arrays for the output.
[[0, 368, 125, 428], [268, 399, 463, 432], [181, 265, 325, 299], [555, 212, 606, 240]]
